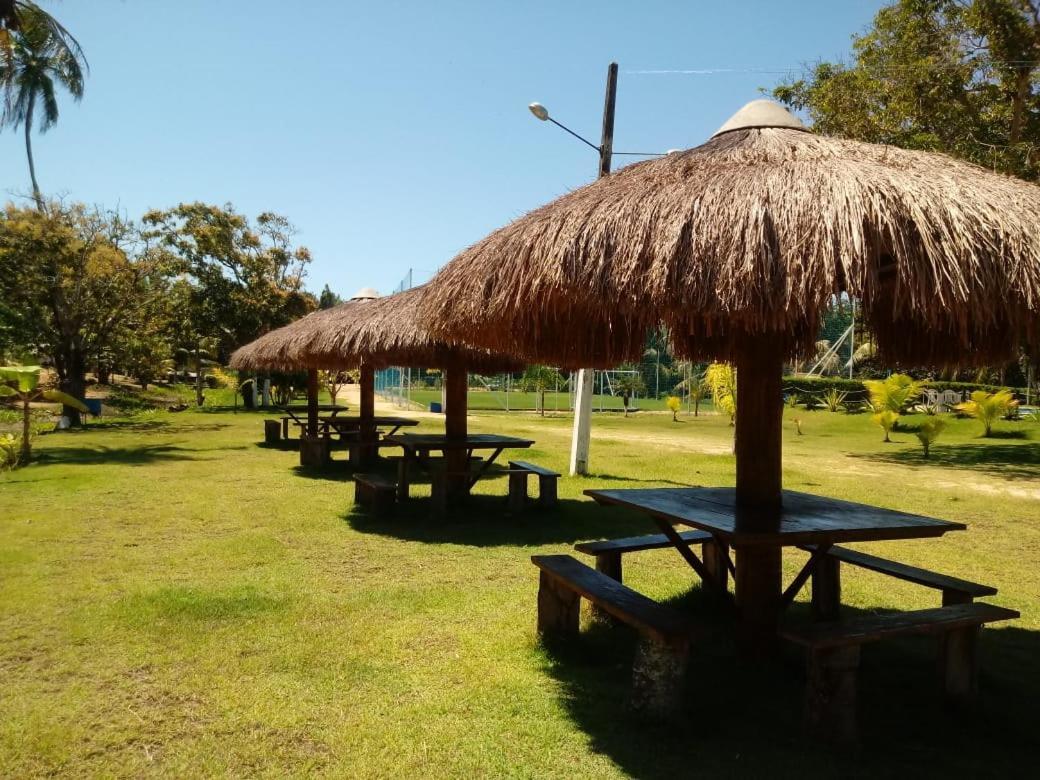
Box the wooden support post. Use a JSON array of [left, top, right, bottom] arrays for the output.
[[536, 572, 580, 636], [811, 555, 842, 622], [358, 364, 376, 467], [444, 364, 469, 504], [631, 638, 690, 718], [733, 336, 785, 653], [805, 645, 860, 747], [263, 419, 281, 444], [595, 552, 622, 582], [306, 369, 319, 438]]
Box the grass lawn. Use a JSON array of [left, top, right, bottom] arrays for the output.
[[1, 399, 1038, 777]]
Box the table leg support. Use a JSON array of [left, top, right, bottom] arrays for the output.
[[397, 457, 411, 500], [701, 540, 730, 594], [508, 471, 528, 514]]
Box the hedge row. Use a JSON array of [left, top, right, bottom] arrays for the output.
[[781, 375, 1028, 399]]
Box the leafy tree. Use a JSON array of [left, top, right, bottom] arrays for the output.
[[142, 204, 317, 358], [0, 364, 86, 464], [518, 365, 562, 416], [955, 389, 1016, 435], [0, 4, 87, 209], [612, 370, 647, 417], [321, 370, 347, 404], [774, 0, 1040, 180], [0, 203, 146, 424], [318, 284, 342, 310]]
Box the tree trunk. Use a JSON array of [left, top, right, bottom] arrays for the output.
[[20, 395, 31, 463], [61, 345, 86, 427], [25, 97, 44, 211], [194, 345, 204, 406]]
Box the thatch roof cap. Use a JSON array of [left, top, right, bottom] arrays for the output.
[[416, 102, 1040, 368], [713, 99, 806, 137], [229, 286, 521, 373]]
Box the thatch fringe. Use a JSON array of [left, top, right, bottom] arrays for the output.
[[416, 126, 1040, 368], [230, 286, 522, 373]]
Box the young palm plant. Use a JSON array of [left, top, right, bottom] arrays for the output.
[[1, 5, 87, 209], [915, 416, 947, 458], [955, 390, 1016, 437], [0, 365, 88, 465], [864, 373, 922, 442]]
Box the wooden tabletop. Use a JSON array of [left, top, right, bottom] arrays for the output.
[[385, 433, 535, 450], [323, 416, 420, 426], [584, 487, 966, 547]]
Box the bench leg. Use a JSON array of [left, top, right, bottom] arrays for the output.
[[536, 572, 579, 637], [805, 645, 860, 747], [941, 625, 980, 704], [373, 489, 395, 519], [595, 552, 622, 583], [354, 481, 367, 508], [537, 475, 558, 508], [397, 459, 410, 500], [811, 555, 841, 622], [701, 539, 729, 594], [508, 471, 529, 514], [282, 419, 289, 439], [264, 420, 281, 444], [299, 434, 329, 467], [631, 637, 689, 718]]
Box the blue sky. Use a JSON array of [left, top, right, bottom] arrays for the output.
[[2, 0, 884, 297]]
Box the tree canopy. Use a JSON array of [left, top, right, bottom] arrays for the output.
[[774, 0, 1040, 180]]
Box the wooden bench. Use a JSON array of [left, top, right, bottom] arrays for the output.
[[574, 529, 728, 591], [781, 602, 1019, 745], [508, 460, 561, 511], [532, 554, 696, 717], [263, 419, 281, 444], [353, 474, 397, 518], [803, 544, 998, 621]]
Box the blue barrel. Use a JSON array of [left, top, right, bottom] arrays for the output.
[[429, 401, 443, 413], [83, 398, 103, 416]]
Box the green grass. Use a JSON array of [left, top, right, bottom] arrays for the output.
[[1, 404, 1038, 777]]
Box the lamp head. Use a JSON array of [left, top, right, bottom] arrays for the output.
[[528, 102, 549, 121]]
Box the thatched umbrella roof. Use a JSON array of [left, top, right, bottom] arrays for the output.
[[229, 285, 521, 373], [416, 100, 1040, 368]]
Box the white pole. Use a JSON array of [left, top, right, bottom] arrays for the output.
[[569, 368, 594, 475]]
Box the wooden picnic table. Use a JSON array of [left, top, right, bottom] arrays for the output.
[[385, 432, 534, 496], [278, 404, 349, 438], [583, 486, 966, 629]]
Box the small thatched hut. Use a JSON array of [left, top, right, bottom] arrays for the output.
[[416, 99, 1040, 641], [230, 285, 520, 470]]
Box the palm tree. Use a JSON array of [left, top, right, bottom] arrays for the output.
[[1, 4, 87, 209]]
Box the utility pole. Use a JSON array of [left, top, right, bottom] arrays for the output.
[[569, 62, 617, 476]]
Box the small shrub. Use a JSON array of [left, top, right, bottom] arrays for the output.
[[0, 433, 19, 470], [785, 394, 799, 409], [823, 388, 847, 413], [792, 417, 804, 435], [915, 416, 947, 458], [665, 395, 682, 421]]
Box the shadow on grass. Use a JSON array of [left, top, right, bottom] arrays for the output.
[[851, 441, 1040, 481], [37, 442, 246, 467], [539, 592, 1040, 778], [585, 473, 689, 487], [343, 492, 658, 548]]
